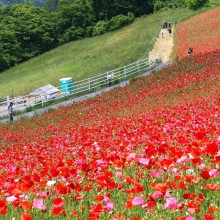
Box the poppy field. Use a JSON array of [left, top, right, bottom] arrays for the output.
[[0, 7, 220, 220], [173, 7, 220, 59]]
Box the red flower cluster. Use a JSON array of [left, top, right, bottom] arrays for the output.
[[0, 7, 220, 220]]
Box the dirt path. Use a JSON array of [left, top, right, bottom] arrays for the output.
[[149, 28, 175, 63]]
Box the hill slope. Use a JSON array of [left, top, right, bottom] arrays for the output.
[[0, 8, 205, 98], [0, 6, 220, 220]]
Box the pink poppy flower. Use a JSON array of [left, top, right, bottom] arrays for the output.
[[103, 196, 110, 202], [164, 197, 178, 210], [149, 171, 160, 178], [139, 158, 149, 165], [186, 217, 196, 220], [152, 191, 164, 199], [104, 202, 114, 211], [132, 197, 145, 206], [209, 169, 218, 177], [127, 153, 137, 161], [6, 195, 17, 202], [33, 199, 46, 211], [116, 171, 123, 180]]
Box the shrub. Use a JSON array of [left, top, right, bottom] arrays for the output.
[[92, 20, 109, 36], [92, 13, 134, 36], [108, 13, 135, 31], [154, 0, 166, 12], [186, 0, 208, 10], [59, 27, 86, 44]]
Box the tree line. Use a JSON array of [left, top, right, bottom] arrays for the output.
[[0, 0, 209, 72], [0, 0, 45, 7]]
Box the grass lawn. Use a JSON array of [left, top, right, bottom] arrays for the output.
[[0, 8, 210, 98]]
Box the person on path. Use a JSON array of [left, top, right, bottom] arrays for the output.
[[168, 22, 171, 28], [8, 102, 14, 122], [188, 47, 193, 56], [168, 27, 172, 37], [161, 29, 164, 38]]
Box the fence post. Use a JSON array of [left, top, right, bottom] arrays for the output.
[[137, 61, 140, 74], [41, 96, 44, 107], [158, 52, 161, 62], [106, 72, 109, 84], [88, 78, 91, 92], [124, 66, 126, 79], [6, 96, 10, 107]]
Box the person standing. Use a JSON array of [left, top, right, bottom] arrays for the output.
[[168, 27, 172, 37], [161, 29, 164, 38], [8, 102, 14, 122], [188, 47, 193, 56]]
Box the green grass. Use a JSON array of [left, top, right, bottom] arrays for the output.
[[0, 8, 209, 98]]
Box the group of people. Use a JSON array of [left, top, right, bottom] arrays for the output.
[[161, 20, 176, 38]]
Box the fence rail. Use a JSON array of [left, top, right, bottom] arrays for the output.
[[0, 53, 161, 117]]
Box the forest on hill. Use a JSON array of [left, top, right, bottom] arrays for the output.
[[0, 0, 213, 73], [0, 0, 45, 7]]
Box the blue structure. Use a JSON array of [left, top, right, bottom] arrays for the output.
[[59, 77, 74, 93]]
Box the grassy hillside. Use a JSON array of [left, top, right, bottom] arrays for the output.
[[0, 8, 207, 98]]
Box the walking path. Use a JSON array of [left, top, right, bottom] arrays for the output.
[[149, 28, 174, 63]]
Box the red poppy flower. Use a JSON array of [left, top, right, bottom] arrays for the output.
[[0, 200, 7, 215], [188, 200, 201, 209], [148, 201, 156, 208], [183, 193, 196, 199], [21, 201, 32, 210], [203, 214, 214, 220], [208, 206, 218, 213], [52, 197, 65, 208], [203, 184, 219, 190], [150, 183, 167, 193], [51, 207, 65, 216], [206, 143, 218, 155], [200, 170, 210, 180], [125, 201, 133, 209], [71, 210, 77, 216], [132, 217, 140, 220], [95, 195, 104, 201], [21, 212, 33, 220]]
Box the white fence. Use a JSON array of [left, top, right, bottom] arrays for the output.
[[0, 53, 161, 117]]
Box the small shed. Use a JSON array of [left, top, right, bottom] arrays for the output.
[[29, 84, 60, 100]]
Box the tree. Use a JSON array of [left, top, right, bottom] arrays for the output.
[[44, 0, 59, 11], [186, 0, 208, 10], [0, 29, 21, 71], [90, 0, 153, 20], [56, 0, 95, 43], [0, 3, 56, 71]]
